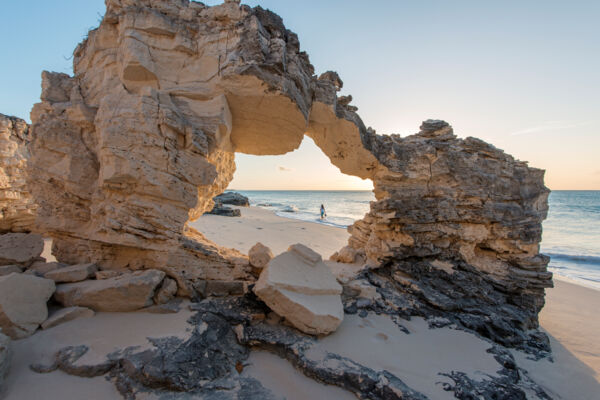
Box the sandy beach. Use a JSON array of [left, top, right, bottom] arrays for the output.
[[3, 206, 599, 399]]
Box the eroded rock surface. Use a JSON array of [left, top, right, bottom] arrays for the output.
[[254, 244, 343, 335], [28, 0, 551, 349], [0, 114, 36, 233], [0, 273, 55, 339]]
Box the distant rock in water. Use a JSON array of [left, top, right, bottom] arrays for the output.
[[205, 201, 242, 217], [214, 192, 250, 207], [281, 205, 298, 213]]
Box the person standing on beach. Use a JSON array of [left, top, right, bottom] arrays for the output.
[[320, 204, 326, 219]]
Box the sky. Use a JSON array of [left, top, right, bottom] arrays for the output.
[[1, 1, 598, 190]]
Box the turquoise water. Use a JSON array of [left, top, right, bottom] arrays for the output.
[[234, 190, 600, 289], [542, 191, 600, 289]]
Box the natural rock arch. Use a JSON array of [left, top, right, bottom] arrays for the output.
[[28, 0, 551, 348]]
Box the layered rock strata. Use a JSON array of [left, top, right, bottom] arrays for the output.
[[0, 114, 36, 233], [28, 0, 551, 347]]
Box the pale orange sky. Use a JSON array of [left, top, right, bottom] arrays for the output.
[[229, 137, 374, 191]]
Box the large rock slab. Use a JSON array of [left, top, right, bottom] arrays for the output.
[[0, 273, 55, 339], [54, 270, 166, 312], [254, 244, 343, 335], [0, 233, 43, 267], [25, 0, 552, 350], [45, 263, 98, 283], [0, 330, 9, 394]]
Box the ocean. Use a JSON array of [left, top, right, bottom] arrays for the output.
[[233, 190, 600, 290]]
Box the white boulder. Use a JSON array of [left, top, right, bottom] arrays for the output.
[[254, 244, 344, 335]]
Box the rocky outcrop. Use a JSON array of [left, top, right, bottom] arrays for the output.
[[332, 120, 552, 351], [214, 192, 250, 207], [27, 0, 551, 348], [0, 273, 55, 339], [0, 330, 9, 394], [0, 114, 36, 233], [254, 244, 343, 335], [41, 306, 95, 330], [54, 269, 166, 312], [0, 233, 44, 267]]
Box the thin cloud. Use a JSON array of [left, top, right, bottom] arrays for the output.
[[510, 120, 593, 136], [277, 166, 294, 172]]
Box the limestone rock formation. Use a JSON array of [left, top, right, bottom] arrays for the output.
[[214, 192, 250, 207], [54, 269, 166, 312], [0, 114, 36, 233], [41, 306, 95, 330], [0, 233, 44, 267], [28, 0, 551, 348], [254, 244, 344, 335], [0, 273, 55, 339], [0, 330, 9, 394]]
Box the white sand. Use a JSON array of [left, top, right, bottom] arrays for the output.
[[190, 206, 350, 258]]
